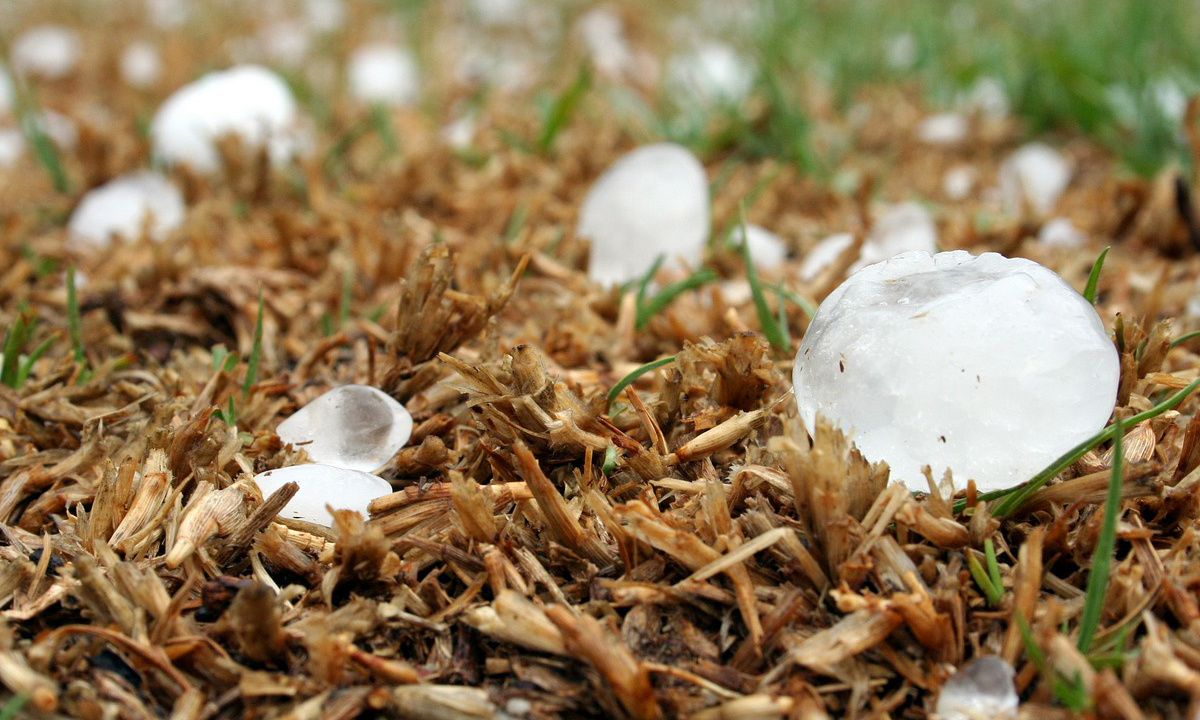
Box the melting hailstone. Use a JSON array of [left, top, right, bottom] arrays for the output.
[[934, 656, 1018, 720], [252, 464, 392, 527], [276, 384, 413, 473], [793, 250, 1119, 493], [67, 171, 185, 250], [578, 143, 709, 286]]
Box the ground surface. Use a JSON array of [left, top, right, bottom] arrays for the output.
[[3, 2, 1200, 719]]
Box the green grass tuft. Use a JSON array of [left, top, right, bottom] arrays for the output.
[[537, 65, 591, 153], [635, 268, 718, 330], [242, 287, 265, 398], [607, 355, 676, 408], [737, 209, 790, 353], [1077, 416, 1123, 652], [1082, 246, 1110, 304]]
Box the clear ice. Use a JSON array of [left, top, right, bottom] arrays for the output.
[[276, 384, 413, 473], [252, 463, 392, 527], [793, 250, 1119, 493], [934, 656, 1018, 720]]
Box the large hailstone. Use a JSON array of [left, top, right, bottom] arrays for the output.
[[999, 142, 1070, 217], [793, 250, 1119, 493], [276, 384, 413, 473], [67, 171, 186, 249], [253, 464, 392, 527], [347, 44, 420, 107], [934, 656, 1018, 720], [579, 143, 710, 286], [150, 65, 305, 174]]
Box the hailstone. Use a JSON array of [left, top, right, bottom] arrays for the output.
[[934, 656, 1018, 720], [276, 384, 413, 473], [67, 171, 186, 249], [253, 464, 392, 527], [999, 142, 1070, 217], [347, 44, 420, 107], [793, 250, 1119, 492]]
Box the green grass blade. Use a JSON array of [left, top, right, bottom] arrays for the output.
[[503, 202, 528, 244], [67, 267, 87, 370], [1082, 246, 1110, 304], [967, 550, 1003, 606], [738, 209, 790, 353], [766, 284, 818, 320], [369, 104, 398, 156], [19, 109, 70, 194], [17, 333, 58, 387], [1078, 416, 1124, 652], [1, 315, 29, 389], [537, 65, 591, 153], [242, 287, 265, 397], [1170, 329, 1200, 348], [635, 268, 717, 329], [0, 694, 28, 720], [338, 262, 354, 330], [984, 537, 1003, 592], [630, 254, 665, 306], [606, 355, 675, 407], [601, 444, 618, 476]]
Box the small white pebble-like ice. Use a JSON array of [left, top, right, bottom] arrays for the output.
[[579, 142, 710, 286], [734, 223, 788, 271], [916, 113, 967, 145], [799, 232, 854, 282], [11, 25, 81, 80], [857, 202, 937, 270], [305, 0, 346, 32], [253, 464, 393, 527], [150, 65, 304, 173], [959, 76, 1010, 119], [277, 384, 413, 473], [793, 250, 1119, 492], [942, 165, 976, 200], [934, 656, 1019, 720], [665, 42, 754, 107], [0, 65, 13, 117], [576, 8, 634, 78], [348, 44, 420, 107], [0, 129, 21, 168], [999, 142, 1070, 217], [1038, 217, 1085, 249], [120, 42, 163, 88], [67, 171, 186, 250]]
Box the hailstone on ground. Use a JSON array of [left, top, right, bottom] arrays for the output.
[[252, 464, 393, 527], [120, 42, 162, 88], [934, 656, 1018, 720], [916, 113, 967, 145], [857, 202, 938, 270], [150, 65, 305, 173], [67, 171, 185, 249], [799, 233, 854, 282], [276, 384, 413, 473], [793, 250, 1119, 492], [665, 42, 755, 107], [579, 143, 710, 286], [11, 25, 81, 80], [348, 44, 420, 107], [1037, 217, 1085, 249], [999, 142, 1070, 217], [733, 223, 788, 271]]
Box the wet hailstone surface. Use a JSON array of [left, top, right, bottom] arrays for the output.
[[276, 384, 413, 473], [934, 655, 1019, 720], [252, 464, 393, 527], [578, 142, 710, 286], [793, 250, 1120, 492]]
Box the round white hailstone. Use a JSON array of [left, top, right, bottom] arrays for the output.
[[942, 164, 977, 200], [147, 0, 188, 29], [67, 171, 186, 250], [276, 384, 413, 473], [305, 0, 345, 32], [934, 656, 1019, 720], [10, 25, 81, 80], [0, 129, 22, 168], [665, 42, 755, 107], [347, 44, 420, 107], [1038, 217, 1085, 249], [734, 223, 788, 271], [799, 232, 854, 282], [916, 113, 967, 145], [442, 114, 476, 150], [150, 65, 303, 173], [252, 464, 392, 527], [857, 202, 937, 270], [999, 142, 1070, 217], [576, 8, 633, 78], [120, 42, 162, 88], [793, 250, 1119, 493], [578, 143, 710, 287], [261, 20, 311, 66]]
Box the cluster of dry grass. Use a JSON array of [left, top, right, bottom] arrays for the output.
[[5, 2, 1200, 719]]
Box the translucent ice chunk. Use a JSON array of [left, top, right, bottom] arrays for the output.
[[276, 384, 413, 473], [793, 250, 1119, 492], [1038, 217, 1085, 249], [67, 171, 185, 250], [934, 656, 1018, 720], [150, 65, 305, 174], [579, 143, 710, 287], [857, 202, 937, 271], [999, 142, 1070, 217], [733, 223, 788, 271], [253, 464, 392, 527], [348, 44, 420, 107], [800, 233, 854, 282]]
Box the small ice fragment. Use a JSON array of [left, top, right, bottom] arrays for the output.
[[579, 143, 710, 286], [0, 129, 21, 168], [253, 464, 392, 527], [261, 20, 311, 66], [150, 65, 305, 173], [793, 250, 1119, 492], [11, 25, 81, 80], [1038, 217, 1085, 249], [733, 223, 788, 271], [277, 384, 413, 473], [999, 142, 1070, 217], [917, 113, 967, 145], [442, 114, 476, 150], [857, 202, 937, 270], [934, 656, 1019, 720], [305, 0, 346, 32], [799, 232, 854, 282], [943, 165, 976, 200], [959, 76, 1009, 119], [120, 42, 162, 89], [576, 8, 634, 78], [665, 42, 754, 107], [885, 33, 916, 70], [348, 44, 420, 107], [32, 110, 77, 150], [67, 171, 186, 250]]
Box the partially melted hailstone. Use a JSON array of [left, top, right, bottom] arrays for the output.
[[252, 464, 392, 527], [934, 656, 1018, 720], [276, 384, 413, 473], [793, 250, 1119, 492]]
